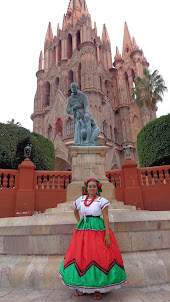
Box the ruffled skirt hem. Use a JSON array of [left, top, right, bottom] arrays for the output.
[[59, 272, 127, 294]]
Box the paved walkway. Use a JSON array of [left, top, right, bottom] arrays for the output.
[[0, 284, 170, 302]]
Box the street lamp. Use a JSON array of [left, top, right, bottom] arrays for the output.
[[24, 144, 32, 159], [124, 144, 131, 158]]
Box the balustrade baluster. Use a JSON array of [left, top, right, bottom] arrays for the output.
[[159, 170, 164, 184], [165, 169, 170, 184], [141, 172, 146, 186], [65, 175, 69, 188], [148, 171, 152, 185], [48, 175, 53, 189], [54, 175, 58, 189], [60, 175, 64, 189], [110, 173, 114, 185], [115, 174, 120, 187], [3, 174, 8, 188], [43, 176, 48, 189], [37, 176, 41, 189], [152, 171, 158, 184], [8, 174, 14, 188]]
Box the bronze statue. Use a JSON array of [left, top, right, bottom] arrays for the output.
[[66, 83, 101, 146]]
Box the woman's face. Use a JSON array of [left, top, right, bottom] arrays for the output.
[[87, 181, 98, 196]]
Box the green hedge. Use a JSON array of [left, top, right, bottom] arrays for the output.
[[137, 113, 170, 167], [0, 123, 55, 170]]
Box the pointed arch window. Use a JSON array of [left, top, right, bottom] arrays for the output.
[[68, 70, 74, 96], [105, 80, 112, 101], [125, 72, 131, 104], [52, 46, 56, 64], [58, 40, 62, 61], [110, 125, 113, 140], [103, 120, 108, 137], [43, 81, 50, 107], [48, 125, 53, 141], [67, 34, 73, 59], [55, 118, 63, 137], [99, 46, 103, 64], [100, 76, 103, 91], [78, 63, 81, 91], [77, 30, 81, 50], [114, 128, 118, 143], [55, 77, 59, 95], [67, 118, 74, 136]]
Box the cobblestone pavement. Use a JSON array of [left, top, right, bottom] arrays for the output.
[[0, 284, 170, 302]]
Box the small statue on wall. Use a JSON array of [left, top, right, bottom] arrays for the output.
[[66, 82, 101, 146]]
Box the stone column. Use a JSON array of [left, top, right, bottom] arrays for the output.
[[122, 158, 144, 209], [15, 159, 36, 216], [66, 146, 115, 202]]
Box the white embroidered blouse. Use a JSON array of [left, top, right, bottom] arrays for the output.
[[74, 195, 110, 217]]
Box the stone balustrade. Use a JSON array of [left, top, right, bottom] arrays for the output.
[[0, 158, 170, 218]]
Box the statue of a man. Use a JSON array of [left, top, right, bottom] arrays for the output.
[[66, 82, 101, 146]]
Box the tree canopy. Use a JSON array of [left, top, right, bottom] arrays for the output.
[[0, 122, 55, 170], [132, 68, 167, 109], [137, 113, 170, 167]]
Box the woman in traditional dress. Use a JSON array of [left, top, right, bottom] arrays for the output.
[[59, 178, 127, 300]]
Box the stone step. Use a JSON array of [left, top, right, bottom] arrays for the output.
[[0, 250, 169, 290], [44, 200, 136, 214]]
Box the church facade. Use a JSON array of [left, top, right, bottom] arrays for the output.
[[31, 0, 156, 171]]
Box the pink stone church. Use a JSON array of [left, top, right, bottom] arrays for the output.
[[31, 0, 156, 171]]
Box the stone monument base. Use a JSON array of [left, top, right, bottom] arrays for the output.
[[66, 146, 115, 202]]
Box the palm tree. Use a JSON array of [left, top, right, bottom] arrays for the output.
[[7, 119, 22, 127], [132, 68, 167, 109]]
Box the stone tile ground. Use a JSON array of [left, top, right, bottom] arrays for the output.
[[0, 284, 170, 302]]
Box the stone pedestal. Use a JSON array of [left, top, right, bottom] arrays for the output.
[[66, 146, 115, 202]]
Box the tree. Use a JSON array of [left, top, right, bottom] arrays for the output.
[[137, 113, 170, 167], [0, 122, 55, 170], [132, 68, 167, 109], [7, 119, 22, 127]]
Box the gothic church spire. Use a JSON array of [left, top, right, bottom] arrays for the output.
[[122, 22, 132, 58]]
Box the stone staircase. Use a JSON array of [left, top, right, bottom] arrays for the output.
[[44, 199, 136, 214], [0, 210, 170, 289]]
